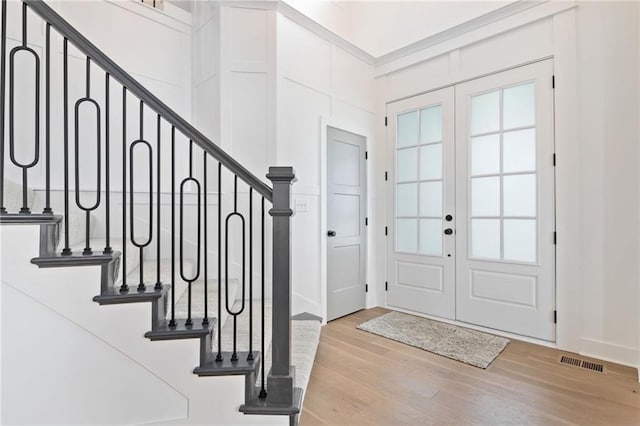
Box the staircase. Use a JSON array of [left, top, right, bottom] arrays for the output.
[[0, 1, 320, 425]]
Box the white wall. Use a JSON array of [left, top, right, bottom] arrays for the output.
[[575, 1, 639, 367], [192, 4, 376, 317], [276, 14, 376, 318], [374, 1, 640, 368]]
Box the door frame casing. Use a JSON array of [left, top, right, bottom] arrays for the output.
[[320, 117, 372, 325]]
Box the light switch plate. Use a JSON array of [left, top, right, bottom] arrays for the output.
[[294, 198, 308, 212]]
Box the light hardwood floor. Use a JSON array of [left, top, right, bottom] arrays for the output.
[[299, 307, 640, 426]]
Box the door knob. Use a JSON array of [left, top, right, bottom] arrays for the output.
[[444, 228, 453, 235], [445, 214, 453, 222], [327, 230, 336, 237]]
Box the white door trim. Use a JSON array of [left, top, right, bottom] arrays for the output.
[[320, 117, 372, 325]]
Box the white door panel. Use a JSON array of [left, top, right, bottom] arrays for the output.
[[327, 127, 367, 321], [455, 60, 555, 341], [387, 87, 456, 320]]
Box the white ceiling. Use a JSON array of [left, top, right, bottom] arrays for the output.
[[284, 0, 518, 57]]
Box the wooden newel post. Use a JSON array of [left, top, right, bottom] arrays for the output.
[[266, 166, 296, 405]]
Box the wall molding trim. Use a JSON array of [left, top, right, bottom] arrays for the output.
[[105, 0, 192, 32], [216, 0, 577, 77], [580, 337, 640, 369], [374, 0, 577, 77], [375, 0, 546, 66]]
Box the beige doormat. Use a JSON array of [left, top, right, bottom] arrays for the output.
[[357, 311, 509, 368]]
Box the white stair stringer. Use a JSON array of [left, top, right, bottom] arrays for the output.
[[0, 224, 288, 426]]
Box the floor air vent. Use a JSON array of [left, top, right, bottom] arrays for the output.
[[559, 355, 606, 373]]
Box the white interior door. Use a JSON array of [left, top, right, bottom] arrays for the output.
[[327, 127, 367, 321], [386, 87, 456, 319], [455, 60, 556, 341]]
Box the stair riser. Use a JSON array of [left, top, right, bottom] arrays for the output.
[[244, 369, 259, 405], [151, 295, 168, 332], [199, 331, 213, 367], [100, 259, 119, 293], [39, 222, 60, 257]]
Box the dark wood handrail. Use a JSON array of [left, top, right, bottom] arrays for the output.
[[23, 0, 273, 201]]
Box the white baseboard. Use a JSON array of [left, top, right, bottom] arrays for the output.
[[580, 337, 640, 372], [292, 292, 321, 319]]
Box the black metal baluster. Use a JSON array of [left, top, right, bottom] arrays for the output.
[[74, 57, 101, 255], [120, 87, 128, 291], [248, 187, 253, 361], [225, 175, 246, 362], [104, 73, 112, 254], [259, 196, 266, 398], [216, 161, 222, 362], [9, 3, 40, 214], [0, 0, 7, 214], [43, 23, 51, 214], [62, 38, 71, 254], [130, 101, 153, 291], [189, 140, 193, 177], [155, 114, 161, 290], [169, 125, 176, 327], [179, 163, 201, 327], [203, 151, 209, 325]]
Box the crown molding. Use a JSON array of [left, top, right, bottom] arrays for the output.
[[375, 0, 546, 67], [275, 1, 376, 65], [215, 0, 577, 73]]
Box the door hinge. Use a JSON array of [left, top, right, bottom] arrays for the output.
[[552, 75, 555, 89], [365, 217, 368, 226], [554, 310, 557, 323], [365, 284, 369, 293], [385, 226, 388, 236], [553, 153, 556, 166], [553, 232, 557, 244], [384, 116, 388, 127], [385, 281, 388, 291], [385, 171, 388, 181]]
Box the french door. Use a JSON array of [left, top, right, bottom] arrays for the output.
[[386, 87, 456, 319], [387, 60, 556, 341]]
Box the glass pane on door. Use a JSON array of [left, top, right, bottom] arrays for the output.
[[396, 104, 445, 256], [468, 81, 538, 263]]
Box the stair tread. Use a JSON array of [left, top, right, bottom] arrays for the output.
[[126, 258, 195, 283], [93, 285, 169, 305], [172, 278, 239, 324], [0, 213, 62, 225], [194, 351, 260, 376], [72, 238, 139, 278], [145, 318, 215, 341], [31, 251, 120, 268]]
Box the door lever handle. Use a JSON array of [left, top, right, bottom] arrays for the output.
[[327, 230, 336, 237]]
